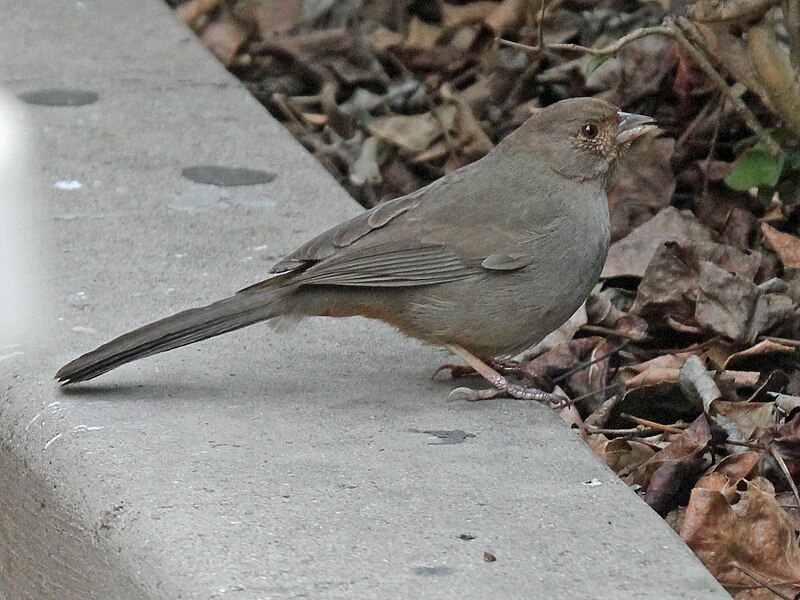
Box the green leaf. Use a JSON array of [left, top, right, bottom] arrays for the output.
[[724, 147, 786, 191], [586, 53, 614, 75]]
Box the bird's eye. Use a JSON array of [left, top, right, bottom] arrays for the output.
[[580, 123, 599, 139]]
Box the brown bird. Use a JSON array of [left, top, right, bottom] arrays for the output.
[[56, 97, 656, 403]]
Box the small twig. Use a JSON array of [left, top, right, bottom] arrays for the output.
[[769, 443, 800, 510], [701, 95, 724, 201], [499, 25, 674, 56], [579, 324, 646, 341], [552, 342, 628, 384], [620, 414, 766, 448], [533, 0, 547, 52], [758, 335, 800, 348], [664, 316, 705, 335], [587, 425, 666, 437], [562, 384, 624, 407], [723, 438, 766, 450], [620, 414, 686, 434], [675, 99, 715, 149], [657, 337, 722, 356], [669, 16, 782, 156], [501, 16, 781, 155], [731, 562, 795, 600]]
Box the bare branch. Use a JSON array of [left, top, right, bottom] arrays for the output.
[[498, 25, 673, 56], [670, 16, 782, 155]]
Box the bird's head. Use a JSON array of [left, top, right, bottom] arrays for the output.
[[506, 97, 658, 183]]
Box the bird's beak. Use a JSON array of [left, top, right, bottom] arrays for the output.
[[615, 111, 658, 145]]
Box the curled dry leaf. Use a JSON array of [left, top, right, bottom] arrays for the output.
[[585, 289, 648, 339], [681, 475, 800, 598], [724, 339, 797, 370], [679, 355, 721, 412]]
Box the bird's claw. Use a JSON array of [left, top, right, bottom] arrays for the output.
[[447, 386, 504, 402]]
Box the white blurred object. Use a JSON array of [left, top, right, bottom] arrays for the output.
[[0, 89, 44, 344]]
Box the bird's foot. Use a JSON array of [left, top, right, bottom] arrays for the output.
[[444, 344, 566, 408], [447, 382, 567, 407]]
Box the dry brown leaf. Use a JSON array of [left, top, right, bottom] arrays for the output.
[[363, 26, 404, 53], [236, 0, 301, 34], [695, 261, 795, 344], [604, 438, 657, 484], [177, 0, 221, 26], [640, 416, 712, 513], [603, 208, 713, 279], [711, 451, 762, 482], [688, 0, 780, 22], [712, 401, 776, 442], [200, 20, 248, 67], [442, 1, 498, 26], [631, 241, 702, 325], [519, 337, 603, 383], [483, 0, 530, 35], [405, 16, 443, 51], [605, 137, 676, 245], [761, 222, 800, 269], [609, 381, 700, 427], [624, 367, 682, 389], [682, 477, 800, 598], [367, 105, 457, 153], [587, 35, 677, 104]]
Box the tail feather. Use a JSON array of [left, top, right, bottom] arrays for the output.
[[55, 291, 282, 384]]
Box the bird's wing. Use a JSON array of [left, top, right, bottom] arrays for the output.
[[268, 191, 424, 275], [237, 157, 562, 293], [288, 240, 475, 287]]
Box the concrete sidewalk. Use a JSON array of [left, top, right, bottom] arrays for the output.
[[0, 1, 729, 598]]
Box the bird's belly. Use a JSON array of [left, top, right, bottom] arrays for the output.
[[400, 272, 588, 357]]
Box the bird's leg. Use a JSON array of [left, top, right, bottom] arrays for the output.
[[432, 358, 524, 380], [445, 344, 567, 407]]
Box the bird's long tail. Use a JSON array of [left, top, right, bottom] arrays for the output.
[[55, 290, 284, 384]]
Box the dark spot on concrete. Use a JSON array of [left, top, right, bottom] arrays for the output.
[[181, 165, 276, 187], [458, 533, 475, 541], [409, 429, 477, 445], [483, 551, 497, 562], [413, 566, 454, 577], [18, 88, 99, 106]]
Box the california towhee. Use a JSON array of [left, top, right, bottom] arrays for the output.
[[56, 97, 656, 403]]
